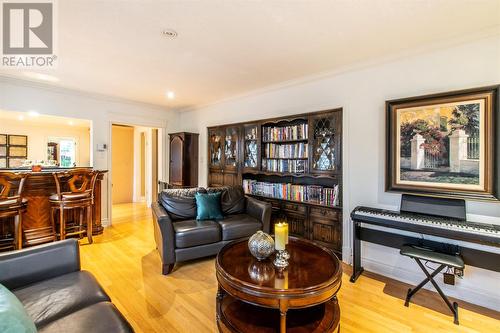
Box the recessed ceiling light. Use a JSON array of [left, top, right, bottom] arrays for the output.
[[18, 115, 24, 121], [162, 29, 178, 39], [28, 110, 40, 117], [166, 91, 175, 100], [23, 72, 60, 82], [68, 121, 74, 126]]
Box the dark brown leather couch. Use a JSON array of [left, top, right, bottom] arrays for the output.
[[152, 186, 271, 275], [0, 239, 133, 333]]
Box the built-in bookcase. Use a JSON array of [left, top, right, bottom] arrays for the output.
[[207, 108, 343, 255]]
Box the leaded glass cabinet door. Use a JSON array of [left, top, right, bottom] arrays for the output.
[[209, 128, 223, 168], [310, 111, 342, 174], [243, 124, 259, 171], [224, 126, 240, 172]]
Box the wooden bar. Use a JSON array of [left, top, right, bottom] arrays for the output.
[[0, 168, 107, 248]]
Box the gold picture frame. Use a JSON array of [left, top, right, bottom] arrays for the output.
[[386, 86, 499, 201]]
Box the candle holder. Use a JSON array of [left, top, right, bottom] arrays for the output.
[[273, 249, 290, 268]]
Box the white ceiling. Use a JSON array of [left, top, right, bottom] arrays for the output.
[[1, 0, 499, 110], [0, 109, 91, 128]]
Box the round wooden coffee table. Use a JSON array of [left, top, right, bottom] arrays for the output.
[[215, 237, 342, 333]]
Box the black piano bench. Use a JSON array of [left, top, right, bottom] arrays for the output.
[[400, 245, 464, 325]]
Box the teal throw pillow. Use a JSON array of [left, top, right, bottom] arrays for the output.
[[0, 284, 37, 333], [195, 192, 224, 220]]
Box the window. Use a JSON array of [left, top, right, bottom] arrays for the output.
[[47, 137, 78, 167]]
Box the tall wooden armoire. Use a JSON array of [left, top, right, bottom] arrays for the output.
[[169, 132, 199, 188]]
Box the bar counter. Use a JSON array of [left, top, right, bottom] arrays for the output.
[[0, 168, 107, 248]]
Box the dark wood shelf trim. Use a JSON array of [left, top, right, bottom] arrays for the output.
[[247, 193, 342, 210], [243, 170, 341, 179], [262, 139, 309, 144], [263, 157, 309, 160]]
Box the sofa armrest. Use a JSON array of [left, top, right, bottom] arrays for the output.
[[246, 196, 272, 234], [0, 239, 80, 290], [151, 202, 176, 269]]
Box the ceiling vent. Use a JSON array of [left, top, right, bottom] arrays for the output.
[[162, 29, 178, 39]]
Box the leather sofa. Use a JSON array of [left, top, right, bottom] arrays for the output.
[[152, 186, 271, 275], [0, 239, 133, 333]]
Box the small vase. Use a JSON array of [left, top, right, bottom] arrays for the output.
[[248, 231, 275, 260]]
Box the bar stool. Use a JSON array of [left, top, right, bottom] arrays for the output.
[[400, 245, 464, 325], [0, 172, 29, 250], [50, 170, 98, 244]]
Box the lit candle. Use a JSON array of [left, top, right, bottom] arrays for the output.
[[284, 222, 289, 244], [274, 223, 287, 251]]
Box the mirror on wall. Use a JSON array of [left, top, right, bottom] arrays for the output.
[[0, 109, 91, 169]]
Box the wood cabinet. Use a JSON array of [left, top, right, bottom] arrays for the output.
[[207, 108, 343, 255], [207, 127, 240, 187], [169, 132, 199, 188]]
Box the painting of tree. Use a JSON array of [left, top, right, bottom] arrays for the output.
[[448, 103, 480, 135], [400, 119, 446, 158]]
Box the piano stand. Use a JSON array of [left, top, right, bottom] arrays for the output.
[[350, 220, 364, 282], [401, 245, 464, 325]]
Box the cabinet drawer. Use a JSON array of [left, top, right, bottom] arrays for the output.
[[269, 200, 282, 209], [282, 202, 307, 215], [310, 218, 342, 251], [272, 213, 307, 238], [310, 207, 340, 220]]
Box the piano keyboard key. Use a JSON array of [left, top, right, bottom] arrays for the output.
[[353, 208, 500, 239]]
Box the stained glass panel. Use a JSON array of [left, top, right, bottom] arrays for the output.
[[244, 125, 258, 168], [209, 129, 222, 166], [312, 116, 336, 171], [224, 127, 239, 167]]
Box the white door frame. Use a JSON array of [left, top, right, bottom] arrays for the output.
[[107, 113, 168, 227]]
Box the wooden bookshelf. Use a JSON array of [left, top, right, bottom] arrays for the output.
[[207, 108, 343, 255]]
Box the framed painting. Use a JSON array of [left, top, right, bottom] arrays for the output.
[[386, 85, 499, 201]]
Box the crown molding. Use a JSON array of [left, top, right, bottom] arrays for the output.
[[177, 25, 500, 113], [0, 75, 173, 112]]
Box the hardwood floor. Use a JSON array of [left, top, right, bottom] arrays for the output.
[[80, 203, 500, 333]]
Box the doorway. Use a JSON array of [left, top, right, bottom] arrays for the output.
[[111, 124, 159, 222]]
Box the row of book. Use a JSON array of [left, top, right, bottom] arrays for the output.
[[262, 158, 307, 173], [264, 143, 308, 159], [263, 123, 308, 142], [242, 179, 340, 207]]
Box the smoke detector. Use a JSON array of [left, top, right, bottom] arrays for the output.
[[162, 29, 178, 39]]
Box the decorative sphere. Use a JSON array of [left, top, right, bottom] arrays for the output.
[[248, 231, 275, 260]]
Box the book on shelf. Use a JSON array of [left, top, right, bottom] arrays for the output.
[[264, 143, 308, 159], [263, 123, 308, 142], [243, 179, 339, 207], [262, 158, 306, 173]]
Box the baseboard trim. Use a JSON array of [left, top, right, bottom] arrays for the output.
[[361, 256, 500, 311], [101, 218, 110, 227], [342, 246, 352, 264]]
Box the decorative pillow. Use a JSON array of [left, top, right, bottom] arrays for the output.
[[207, 186, 246, 215], [159, 188, 207, 221], [0, 284, 37, 333], [195, 192, 224, 221]]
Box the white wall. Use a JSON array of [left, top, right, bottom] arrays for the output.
[[177, 35, 500, 310], [1, 118, 91, 166], [0, 77, 178, 225]]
